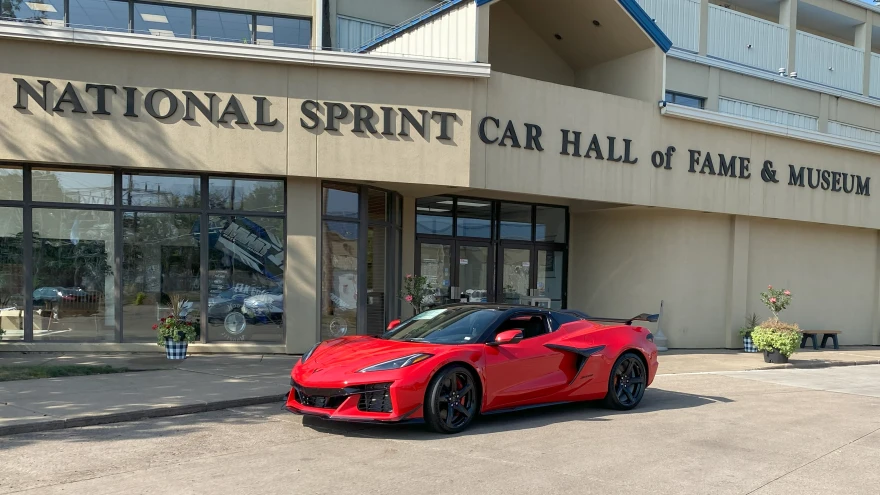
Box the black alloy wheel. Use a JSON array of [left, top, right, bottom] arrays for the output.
[[604, 352, 647, 410], [424, 366, 479, 434]]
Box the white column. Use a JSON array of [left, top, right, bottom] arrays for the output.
[[779, 0, 797, 74], [818, 93, 830, 133], [284, 177, 320, 354], [315, 0, 323, 49], [699, 0, 709, 56], [855, 12, 872, 97]]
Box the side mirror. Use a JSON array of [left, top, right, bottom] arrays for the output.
[[488, 329, 523, 346], [386, 319, 402, 331]]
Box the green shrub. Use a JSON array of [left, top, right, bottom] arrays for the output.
[[752, 320, 801, 358], [738, 313, 760, 338], [134, 292, 147, 306]]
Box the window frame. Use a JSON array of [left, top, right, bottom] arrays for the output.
[[664, 90, 706, 109]]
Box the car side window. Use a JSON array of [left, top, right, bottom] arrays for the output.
[[496, 312, 550, 340]]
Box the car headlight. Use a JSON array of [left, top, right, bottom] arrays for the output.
[[357, 353, 433, 373], [300, 342, 321, 364]]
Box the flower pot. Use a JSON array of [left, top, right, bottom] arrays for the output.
[[742, 335, 758, 353], [763, 349, 788, 364], [164, 338, 188, 360]]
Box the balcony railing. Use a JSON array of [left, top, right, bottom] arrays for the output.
[[707, 5, 788, 73], [636, 0, 699, 52], [719, 98, 818, 131], [795, 31, 863, 94]]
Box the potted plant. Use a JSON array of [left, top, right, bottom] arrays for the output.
[[400, 274, 434, 315], [751, 285, 798, 363], [739, 313, 760, 352], [154, 294, 197, 360]]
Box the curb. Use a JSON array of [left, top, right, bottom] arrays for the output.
[[658, 359, 880, 376], [0, 393, 287, 437]]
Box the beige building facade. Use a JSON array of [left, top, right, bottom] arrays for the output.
[[1, 0, 879, 353]]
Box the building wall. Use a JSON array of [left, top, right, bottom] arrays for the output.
[[569, 208, 733, 348], [574, 47, 665, 103], [487, 2, 575, 86], [285, 177, 320, 353]]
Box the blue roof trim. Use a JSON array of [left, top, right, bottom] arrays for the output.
[[617, 0, 673, 53], [357, 0, 673, 55], [356, 0, 471, 53]]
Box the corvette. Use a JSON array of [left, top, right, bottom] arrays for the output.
[[285, 304, 659, 433]]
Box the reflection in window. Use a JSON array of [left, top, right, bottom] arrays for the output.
[[69, 0, 129, 31], [1, 0, 65, 26], [499, 203, 532, 241], [122, 212, 200, 342], [322, 185, 359, 218], [255, 15, 311, 48], [32, 208, 115, 342], [536, 206, 566, 243], [368, 189, 387, 222], [0, 167, 23, 201], [321, 221, 358, 340], [456, 199, 491, 238], [206, 215, 284, 343], [366, 226, 387, 335], [197, 9, 251, 43], [416, 196, 453, 236], [209, 177, 284, 212], [134, 2, 192, 37], [32, 169, 114, 205], [123, 174, 201, 208], [0, 208, 24, 341]]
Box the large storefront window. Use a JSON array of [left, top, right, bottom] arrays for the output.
[[321, 183, 401, 340], [0, 166, 285, 344], [416, 197, 568, 309]]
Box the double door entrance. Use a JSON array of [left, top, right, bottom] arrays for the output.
[[417, 240, 565, 309]]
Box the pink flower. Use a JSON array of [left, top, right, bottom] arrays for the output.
[[770, 297, 777, 303], [151, 324, 158, 330], [405, 295, 413, 302], [784, 290, 790, 296], [768, 285, 772, 290]]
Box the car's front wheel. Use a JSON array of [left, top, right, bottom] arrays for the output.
[[424, 365, 479, 434], [603, 352, 647, 410]]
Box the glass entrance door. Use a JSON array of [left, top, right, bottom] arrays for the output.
[[498, 246, 532, 305], [457, 244, 491, 303], [417, 241, 452, 307], [537, 249, 565, 309]]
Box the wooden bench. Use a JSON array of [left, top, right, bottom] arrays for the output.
[[800, 330, 841, 350]]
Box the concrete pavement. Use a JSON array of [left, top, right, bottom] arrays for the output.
[[2, 346, 880, 436], [3, 365, 880, 494]]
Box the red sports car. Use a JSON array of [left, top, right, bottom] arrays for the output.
[[286, 304, 659, 433]]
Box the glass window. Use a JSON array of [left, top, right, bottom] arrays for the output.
[[255, 15, 311, 48], [209, 177, 284, 213], [456, 199, 491, 238], [536, 206, 566, 243], [537, 249, 564, 310], [368, 189, 388, 222], [32, 208, 115, 342], [69, 0, 129, 31], [32, 169, 114, 205], [0, 167, 23, 201], [0, 208, 24, 341], [665, 91, 704, 109], [123, 174, 201, 208], [419, 242, 451, 306], [416, 196, 453, 236], [134, 2, 192, 38], [2, 0, 65, 26], [196, 9, 251, 43], [321, 221, 358, 340], [499, 203, 532, 241], [322, 184, 359, 219], [206, 215, 284, 343], [122, 212, 200, 342], [366, 226, 387, 335]]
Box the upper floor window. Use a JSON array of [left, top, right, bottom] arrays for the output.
[[69, 0, 128, 31], [3, 0, 65, 26], [134, 2, 192, 38], [256, 15, 311, 48], [665, 91, 705, 109]]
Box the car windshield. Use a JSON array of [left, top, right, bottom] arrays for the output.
[[383, 307, 502, 344]]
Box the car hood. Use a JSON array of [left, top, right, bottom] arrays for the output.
[[305, 336, 442, 371]]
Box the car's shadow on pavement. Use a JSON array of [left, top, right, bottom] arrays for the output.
[[301, 388, 734, 439]]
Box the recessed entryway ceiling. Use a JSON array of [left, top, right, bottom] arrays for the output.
[[502, 0, 656, 69]]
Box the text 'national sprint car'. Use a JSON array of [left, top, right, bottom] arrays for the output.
[[286, 304, 659, 433]]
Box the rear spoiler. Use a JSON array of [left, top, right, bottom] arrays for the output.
[[562, 310, 659, 326]]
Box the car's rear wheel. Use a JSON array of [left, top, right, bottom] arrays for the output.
[[424, 366, 479, 434], [603, 352, 647, 410]]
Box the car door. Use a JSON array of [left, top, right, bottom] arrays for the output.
[[482, 310, 571, 411]]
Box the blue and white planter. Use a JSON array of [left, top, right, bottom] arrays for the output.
[[164, 339, 189, 360], [743, 335, 758, 353]]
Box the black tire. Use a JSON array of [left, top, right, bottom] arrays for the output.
[[603, 352, 647, 411], [424, 365, 479, 434]]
